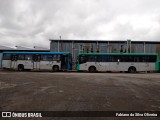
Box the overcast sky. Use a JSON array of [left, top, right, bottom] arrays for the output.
[[0, 0, 160, 48]]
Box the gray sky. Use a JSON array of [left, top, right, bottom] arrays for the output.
[[0, 0, 160, 48]]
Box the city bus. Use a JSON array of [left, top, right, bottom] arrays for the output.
[[2, 52, 72, 71], [76, 53, 159, 73]]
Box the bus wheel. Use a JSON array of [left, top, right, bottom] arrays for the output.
[[53, 65, 59, 72], [89, 66, 96, 73], [18, 65, 24, 71], [128, 66, 136, 73]]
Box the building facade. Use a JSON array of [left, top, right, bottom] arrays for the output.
[[50, 40, 160, 62]]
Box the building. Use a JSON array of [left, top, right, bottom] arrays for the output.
[[50, 39, 160, 61]]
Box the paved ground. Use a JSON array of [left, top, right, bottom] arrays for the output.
[[0, 71, 160, 120]]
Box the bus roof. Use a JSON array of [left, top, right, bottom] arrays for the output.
[[2, 51, 70, 55], [78, 52, 158, 56]]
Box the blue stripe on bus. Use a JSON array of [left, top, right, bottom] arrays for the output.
[[2, 52, 70, 55]]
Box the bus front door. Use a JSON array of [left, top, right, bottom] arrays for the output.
[[61, 55, 68, 70], [11, 55, 18, 69], [33, 55, 40, 70]]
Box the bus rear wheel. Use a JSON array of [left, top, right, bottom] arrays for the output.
[[18, 65, 24, 71], [89, 66, 96, 73], [128, 66, 136, 73], [53, 65, 59, 72]]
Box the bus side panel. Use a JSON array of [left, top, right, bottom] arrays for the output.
[[76, 63, 80, 71], [109, 62, 119, 71], [40, 61, 52, 70], [155, 60, 159, 71], [109, 62, 141, 72], [109, 62, 135, 71], [79, 62, 97, 71], [149, 63, 156, 71], [39, 61, 61, 70], [17, 60, 33, 69], [33, 61, 40, 70], [121, 63, 132, 71], [11, 60, 17, 69], [138, 63, 155, 72], [97, 62, 109, 71], [2, 60, 11, 69], [51, 61, 61, 70]]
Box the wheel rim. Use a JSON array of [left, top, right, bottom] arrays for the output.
[[129, 67, 135, 73], [19, 66, 23, 71], [90, 67, 95, 72], [55, 67, 58, 71], [53, 66, 59, 71]]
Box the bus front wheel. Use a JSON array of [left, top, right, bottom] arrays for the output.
[[52, 65, 59, 72], [18, 64, 24, 71], [89, 66, 96, 73], [128, 66, 136, 73]]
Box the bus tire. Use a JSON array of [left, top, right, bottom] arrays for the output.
[[52, 65, 59, 72], [18, 64, 24, 71], [128, 66, 136, 73], [88, 66, 96, 73]]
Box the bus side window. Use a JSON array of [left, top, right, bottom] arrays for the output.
[[18, 55, 25, 60], [88, 55, 96, 62], [134, 57, 138, 62], [25, 55, 32, 60], [97, 55, 102, 62], [3, 54, 11, 60], [112, 56, 117, 62], [33, 55, 41, 62], [11, 55, 17, 61], [11, 55, 14, 61], [149, 55, 156, 62], [38, 55, 41, 62], [33, 55, 37, 61], [108, 56, 112, 62], [53, 54, 60, 61], [79, 55, 88, 64]]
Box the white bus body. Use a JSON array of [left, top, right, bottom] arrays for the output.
[[77, 53, 159, 73], [79, 62, 155, 72], [2, 52, 72, 71]]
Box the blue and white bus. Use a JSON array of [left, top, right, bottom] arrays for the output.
[[2, 52, 72, 71], [77, 53, 159, 73]]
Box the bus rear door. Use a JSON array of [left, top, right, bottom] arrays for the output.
[[11, 54, 18, 69], [61, 54, 68, 70], [33, 55, 40, 70], [24, 55, 33, 69]]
